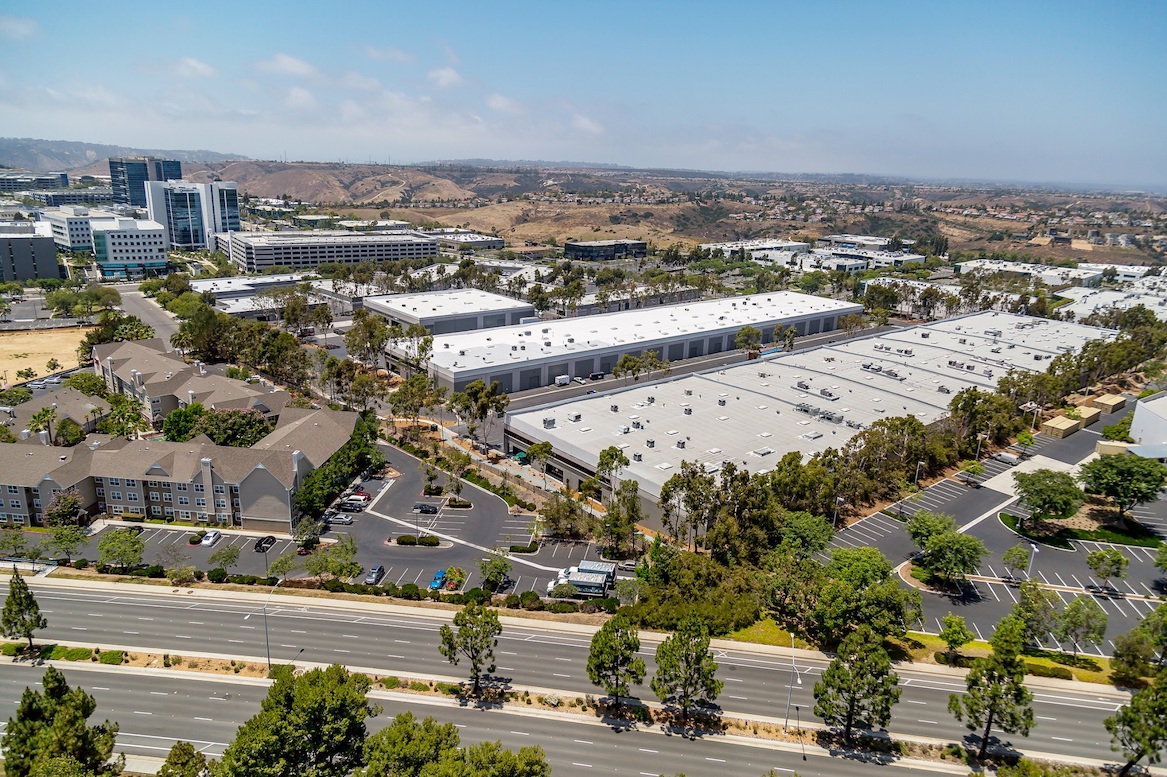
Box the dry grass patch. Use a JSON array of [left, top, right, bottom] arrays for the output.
[[0, 327, 94, 380]]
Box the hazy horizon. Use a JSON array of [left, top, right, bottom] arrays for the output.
[[2, 1, 1164, 189]]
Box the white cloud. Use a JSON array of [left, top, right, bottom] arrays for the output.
[[257, 53, 319, 77], [365, 45, 413, 63], [0, 16, 37, 40], [486, 93, 524, 115], [284, 86, 316, 109], [175, 57, 218, 79], [341, 71, 381, 91], [572, 113, 604, 135], [427, 67, 463, 89]]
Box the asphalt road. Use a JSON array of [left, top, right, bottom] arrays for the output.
[[7, 581, 1129, 764], [0, 662, 1034, 777], [117, 290, 179, 343]]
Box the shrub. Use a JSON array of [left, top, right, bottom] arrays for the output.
[[206, 568, 228, 584], [193, 569, 205, 581], [2, 643, 20, 656], [1026, 662, 1073, 680], [123, 514, 146, 523], [187, 533, 202, 545], [322, 579, 346, 593], [520, 590, 543, 611], [396, 534, 417, 546], [144, 565, 165, 578], [228, 574, 261, 585], [547, 601, 579, 614], [382, 581, 400, 597], [463, 587, 488, 605], [417, 535, 440, 547], [509, 542, 539, 554], [504, 594, 522, 609], [594, 597, 619, 614], [400, 583, 421, 600], [98, 650, 125, 665], [442, 593, 465, 605], [436, 682, 461, 695], [73, 558, 89, 570], [96, 564, 111, 574], [381, 676, 401, 689]]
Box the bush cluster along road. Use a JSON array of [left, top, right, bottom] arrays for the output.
[[2, 578, 1135, 770]]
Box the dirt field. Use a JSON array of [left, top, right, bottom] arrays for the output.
[[0, 327, 94, 384]]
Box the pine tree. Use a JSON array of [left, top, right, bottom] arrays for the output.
[[813, 626, 901, 741], [438, 604, 502, 697], [586, 613, 646, 709], [947, 616, 1034, 759], [650, 616, 723, 722], [158, 741, 207, 777], [0, 667, 122, 777], [1105, 676, 1167, 776], [2, 568, 47, 649]]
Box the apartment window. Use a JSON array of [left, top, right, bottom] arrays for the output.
[[149, 492, 160, 501], [164, 507, 174, 517], [177, 483, 188, 491], [108, 478, 120, 486], [111, 505, 124, 514], [178, 496, 189, 505], [96, 488, 105, 497], [6, 486, 17, 494], [233, 498, 240, 507], [214, 499, 226, 509], [214, 485, 225, 494], [32, 499, 40, 508], [195, 498, 206, 507], [125, 479, 137, 487], [194, 484, 205, 493], [148, 480, 159, 487], [127, 493, 139, 503], [179, 511, 190, 520], [163, 492, 172, 502], [150, 506, 161, 516], [8, 499, 18, 508], [109, 491, 121, 500]]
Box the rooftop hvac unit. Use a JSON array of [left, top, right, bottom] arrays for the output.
[[683, 407, 693, 415], [542, 328, 550, 333], [610, 404, 619, 413], [684, 389, 693, 396], [633, 452, 643, 462], [632, 420, 643, 429], [646, 439, 655, 448], [619, 425, 630, 434], [443, 343, 450, 348], [676, 440, 686, 449], [646, 396, 655, 404], [511, 346, 517, 351], [567, 337, 574, 343], [542, 417, 556, 429], [920, 332, 930, 339], [718, 398, 726, 406], [568, 412, 582, 422], [459, 350, 466, 356]]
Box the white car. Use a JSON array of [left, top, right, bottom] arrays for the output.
[[200, 529, 222, 546]]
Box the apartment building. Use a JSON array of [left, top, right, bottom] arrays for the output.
[[0, 406, 359, 532], [2, 387, 111, 443], [92, 338, 292, 428]]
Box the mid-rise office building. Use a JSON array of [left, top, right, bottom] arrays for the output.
[[215, 230, 438, 273], [28, 188, 116, 206], [90, 217, 168, 279], [42, 206, 118, 251], [0, 171, 68, 193], [0, 223, 60, 282], [145, 181, 240, 250], [564, 239, 648, 261], [108, 157, 182, 206]]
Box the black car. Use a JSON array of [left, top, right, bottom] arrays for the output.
[[412, 503, 438, 514], [254, 535, 277, 553], [363, 564, 386, 585], [337, 501, 364, 512]]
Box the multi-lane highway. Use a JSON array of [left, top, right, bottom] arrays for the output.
[[0, 662, 1002, 777], [5, 578, 1131, 766]]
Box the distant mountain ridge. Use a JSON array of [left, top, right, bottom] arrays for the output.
[[0, 137, 248, 172]]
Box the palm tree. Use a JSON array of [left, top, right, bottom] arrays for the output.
[[29, 406, 57, 445], [170, 330, 194, 360]]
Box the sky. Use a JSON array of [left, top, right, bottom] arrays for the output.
[[1, 1, 1165, 187]]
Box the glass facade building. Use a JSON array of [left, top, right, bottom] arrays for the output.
[[109, 158, 182, 206]]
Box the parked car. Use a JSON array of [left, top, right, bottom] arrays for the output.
[[254, 535, 277, 553], [991, 452, 1021, 465], [337, 501, 364, 513], [26, 381, 45, 390], [331, 512, 353, 525], [200, 529, 222, 547], [364, 565, 386, 585], [428, 569, 447, 590], [412, 503, 438, 514], [351, 490, 371, 499], [572, 376, 586, 385]]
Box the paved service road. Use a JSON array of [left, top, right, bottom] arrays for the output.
[[117, 290, 179, 342], [0, 662, 1050, 777], [7, 581, 1129, 764]]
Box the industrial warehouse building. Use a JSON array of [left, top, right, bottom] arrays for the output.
[[564, 239, 648, 261], [405, 292, 862, 392], [364, 288, 536, 334], [503, 312, 1115, 506], [214, 230, 438, 273]]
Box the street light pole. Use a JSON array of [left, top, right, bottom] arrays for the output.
[[975, 432, 987, 461], [914, 460, 926, 487], [244, 578, 283, 670], [784, 632, 803, 732], [1026, 542, 1039, 580]]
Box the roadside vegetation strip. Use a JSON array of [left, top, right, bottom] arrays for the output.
[[1000, 512, 1164, 549], [0, 639, 1094, 773]]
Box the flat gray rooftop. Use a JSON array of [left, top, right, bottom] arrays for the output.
[[364, 289, 533, 321], [504, 312, 1115, 496]]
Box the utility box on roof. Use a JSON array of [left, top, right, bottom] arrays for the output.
[[1090, 394, 1126, 414], [1077, 405, 1102, 426]]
